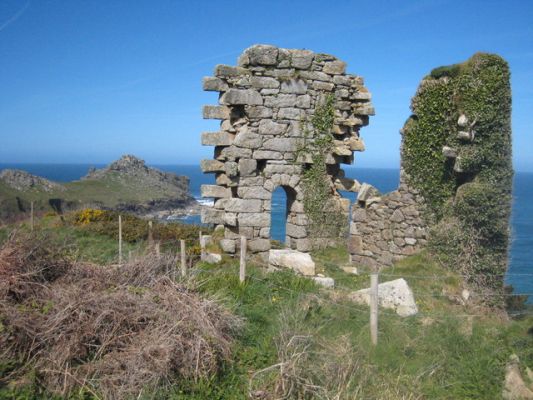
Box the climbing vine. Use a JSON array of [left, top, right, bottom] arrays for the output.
[[404, 53, 512, 301], [298, 94, 347, 238]]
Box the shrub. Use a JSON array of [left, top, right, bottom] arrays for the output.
[[0, 232, 242, 398]]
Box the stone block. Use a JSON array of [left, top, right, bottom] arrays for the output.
[[299, 70, 332, 82], [221, 146, 252, 160], [201, 132, 233, 146], [253, 150, 283, 160], [243, 44, 278, 66], [263, 137, 297, 152], [348, 235, 363, 254], [237, 186, 271, 200], [352, 208, 367, 222], [203, 76, 228, 92], [349, 278, 418, 317], [295, 238, 312, 252], [223, 213, 237, 226], [225, 198, 262, 213], [215, 64, 249, 77], [204, 253, 222, 264], [286, 223, 306, 238], [200, 159, 225, 173], [258, 119, 288, 135], [234, 129, 262, 149], [225, 161, 238, 177], [269, 249, 316, 276], [390, 209, 405, 223], [220, 89, 263, 106], [296, 95, 311, 108], [238, 212, 270, 227], [264, 94, 297, 108], [201, 185, 231, 198], [251, 76, 279, 89], [290, 49, 314, 69], [280, 79, 307, 94], [203, 105, 230, 120], [322, 60, 346, 75], [278, 107, 302, 120], [313, 81, 335, 91], [238, 158, 257, 176], [246, 106, 273, 119], [248, 238, 271, 252], [201, 208, 225, 225], [220, 239, 236, 253], [313, 276, 335, 288]]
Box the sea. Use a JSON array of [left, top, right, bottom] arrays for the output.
[[1, 163, 531, 303]]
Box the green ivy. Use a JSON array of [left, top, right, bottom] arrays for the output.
[[404, 53, 513, 300], [298, 94, 346, 238]]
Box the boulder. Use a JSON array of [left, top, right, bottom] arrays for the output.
[[269, 249, 316, 276], [349, 278, 418, 317]]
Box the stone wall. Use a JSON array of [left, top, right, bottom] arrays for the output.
[[348, 170, 428, 268], [201, 44, 374, 254]]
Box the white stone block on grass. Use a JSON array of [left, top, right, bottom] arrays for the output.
[[349, 278, 418, 317], [313, 276, 335, 288], [268, 249, 315, 276]]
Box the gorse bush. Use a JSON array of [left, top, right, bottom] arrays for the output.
[[69, 208, 207, 244]]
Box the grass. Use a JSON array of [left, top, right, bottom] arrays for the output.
[[1, 217, 532, 399]]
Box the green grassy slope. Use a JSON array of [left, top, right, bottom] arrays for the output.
[[1, 218, 531, 399]]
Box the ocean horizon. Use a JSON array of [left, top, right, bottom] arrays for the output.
[[1, 163, 531, 303]]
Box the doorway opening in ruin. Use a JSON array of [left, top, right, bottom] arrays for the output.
[[270, 185, 297, 246]]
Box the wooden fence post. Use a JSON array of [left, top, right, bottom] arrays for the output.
[[30, 201, 34, 232], [239, 236, 247, 283], [199, 231, 206, 261], [180, 240, 187, 277], [118, 215, 123, 265], [155, 241, 161, 258], [370, 271, 379, 346], [148, 220, 153, 249]]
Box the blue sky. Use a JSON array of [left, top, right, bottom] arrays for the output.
[[0, 0, 532, 171]]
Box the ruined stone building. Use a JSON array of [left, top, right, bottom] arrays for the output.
[[200, 46, 512, 295], [200, 44, 374, 254]]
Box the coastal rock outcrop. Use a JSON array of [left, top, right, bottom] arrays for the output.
[[0, 169, 65, 192]]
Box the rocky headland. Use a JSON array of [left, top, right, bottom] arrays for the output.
[[0, 155, 199, 222]]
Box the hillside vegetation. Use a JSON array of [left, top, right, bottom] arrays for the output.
[[0, 215, 531, 399], [0, 155, 196, 222]]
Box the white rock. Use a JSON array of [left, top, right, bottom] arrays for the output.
[[204, 253, 222, 264], [341, 266, 358, 275], [313, 276, 335, 288], [269, 249, 316, 276], [349, 278, 418, 317], [457, 114, 469, 127], [461, 289, 470, 302]]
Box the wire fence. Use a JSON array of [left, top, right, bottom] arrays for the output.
[[7, 213, 533, 349]]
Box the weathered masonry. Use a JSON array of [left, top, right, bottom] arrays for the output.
[[349, 52, 513, 289], [201, 44, 374, 254]]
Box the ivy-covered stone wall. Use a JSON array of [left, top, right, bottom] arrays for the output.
[[350, 53, 513, 298]]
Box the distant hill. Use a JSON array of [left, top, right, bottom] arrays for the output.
[[0, 155, 197, 222]]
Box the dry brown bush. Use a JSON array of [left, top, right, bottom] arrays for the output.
[[0, 232, 242, 399]]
